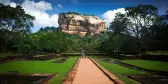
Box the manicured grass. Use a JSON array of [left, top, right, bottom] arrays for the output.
[[122, 60, 168, 72], [0, 56, 79, 84], [92, 56, 146, 84]]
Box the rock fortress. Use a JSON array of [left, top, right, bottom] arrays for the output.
[[58, 12, 106, 36]]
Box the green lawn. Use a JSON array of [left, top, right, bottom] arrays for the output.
[[92, 56, 146, 84], [0, 56, 79, 84], [122, 60, 168, 72]]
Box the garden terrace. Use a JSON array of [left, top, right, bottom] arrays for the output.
[[0, 56, 79, 84], [92, 56, 168, 84], [92, 56, 146, 84], [104, 58, 168, 75]]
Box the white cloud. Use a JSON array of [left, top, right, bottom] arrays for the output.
[[57, 4, 63, 8], [102, 8, 126, 27], [0, 0, 16, 7], [21, 0, 59, 31], [33, 1, 52, 11], [0, 0, 11, 5], [0, 0, 59, 32], [9, 2, 17, 7]]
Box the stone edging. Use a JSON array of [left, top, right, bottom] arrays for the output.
[[37, 74, 57, 84], [62, 58, 81, 84], [89, 57, 125, 84]]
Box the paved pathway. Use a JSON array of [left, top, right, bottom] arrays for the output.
[[72, 58, 114, 84]]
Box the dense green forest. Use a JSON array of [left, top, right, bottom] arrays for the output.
[[0, 3, 168, 54]]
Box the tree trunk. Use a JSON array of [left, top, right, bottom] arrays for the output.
[[3, 44, 7, 53], [18, 47, 20, 53], [0, 44, 2, 52], [136, 37, 141, 52]]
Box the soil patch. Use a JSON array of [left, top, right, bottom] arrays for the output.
[[128, 75, 168, 84], [0, 72, 56, 84]]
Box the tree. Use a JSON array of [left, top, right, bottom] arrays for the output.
[[29, 27, 83, 53], [110, 4, 159, 51], [147, 24, 168, 50], [161, 9, 168, 23], [99, 32, 123, 52], [109, 13, 129, 34], [0, 4, 35, 52], [142, 9, 168, 51], [12, 33, 35, 53], [39, 26, 59, 32]]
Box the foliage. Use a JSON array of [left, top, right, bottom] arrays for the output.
[[110, 13, 129, 34], [99, 32, 123, 52], [143, 23, 168, 51], [39, 26, 60, 32], [120, 34, 138, 52], [0, 4, 35, 52], [109, 4, 168, 52]]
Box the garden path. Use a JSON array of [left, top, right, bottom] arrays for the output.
[[72, 58, 114, 84]]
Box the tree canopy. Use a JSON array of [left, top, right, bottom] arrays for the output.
[[0, 4, 35, 52], [109, 4, 162, 51]]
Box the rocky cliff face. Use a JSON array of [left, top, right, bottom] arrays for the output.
[[58, 12, 106, 36]]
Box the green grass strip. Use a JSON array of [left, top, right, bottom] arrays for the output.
[[92, 56, 146, 84], [122, 60, 168, 72]]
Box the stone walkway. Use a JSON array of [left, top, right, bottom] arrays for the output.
[[72, 58, 114, 84]]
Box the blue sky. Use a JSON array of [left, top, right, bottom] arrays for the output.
[[0, 0, 168, 32]]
